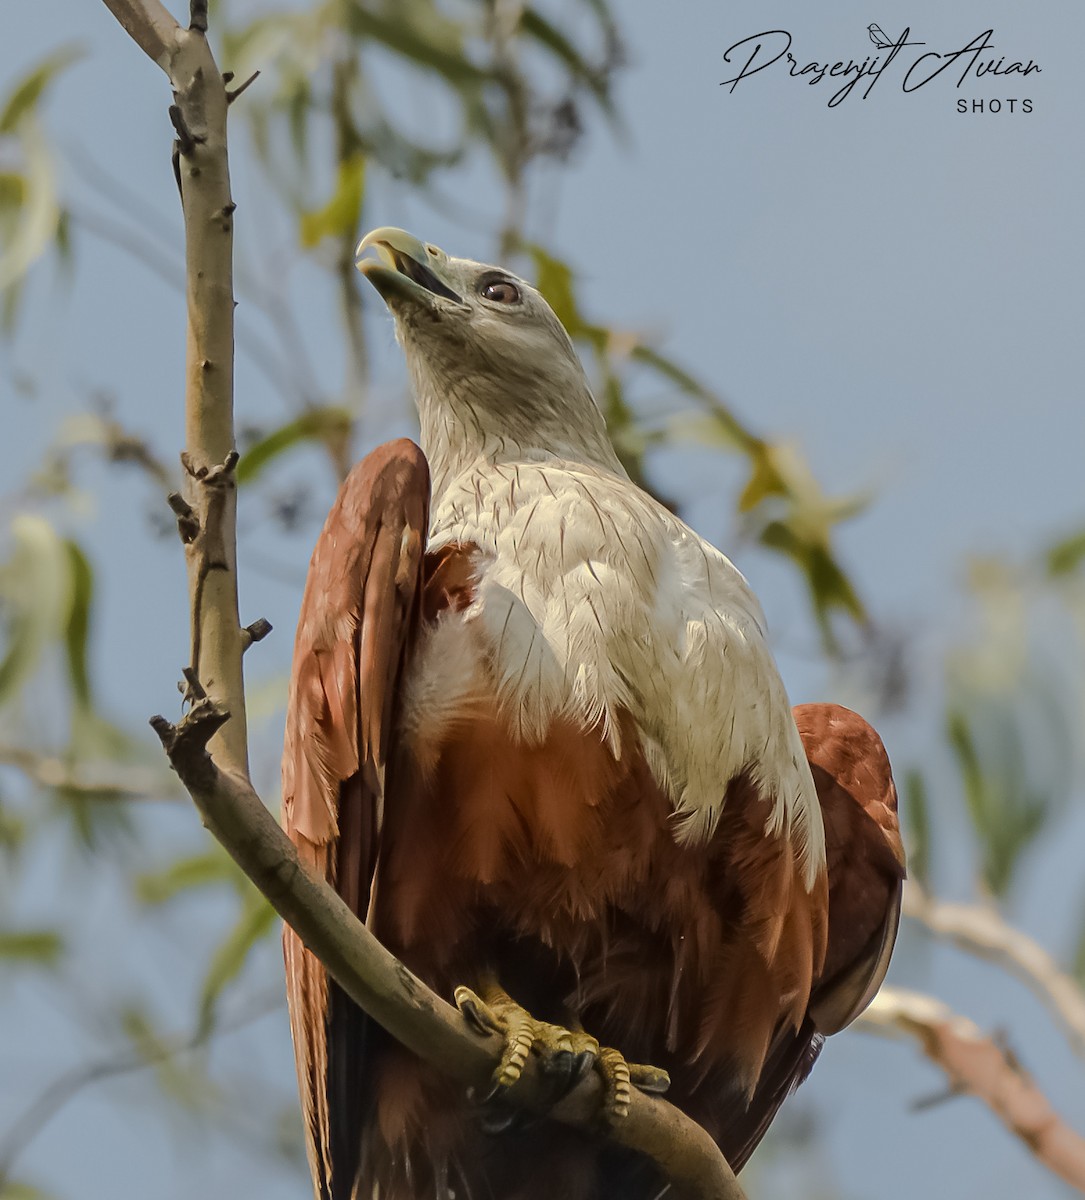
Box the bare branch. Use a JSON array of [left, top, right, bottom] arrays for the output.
[[100, 0, 180, 67], [905, 883, 1085, 1061], [856, 986, 1085, 1193], [102, 0, 250, 774], [149, 699, 746, 1200]]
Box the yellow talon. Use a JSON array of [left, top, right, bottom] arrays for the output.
[[455, 980, 670, 1118]]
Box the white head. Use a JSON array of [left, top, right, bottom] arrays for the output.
[[357, 227, 624, 496]]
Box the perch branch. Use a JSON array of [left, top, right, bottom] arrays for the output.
[[856, 986, 1085, 1192], [904, 883, 1085, 1061], [149, 699, 744, 1200]]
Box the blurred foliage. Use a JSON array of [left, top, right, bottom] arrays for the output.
[[0, 47, 80, 328], [0, 930, 64, 966], [935, 553, 1081, 899], [0, 2, 1083, 1197]]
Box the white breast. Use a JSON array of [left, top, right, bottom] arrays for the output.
[[419, 455, 826, 886]]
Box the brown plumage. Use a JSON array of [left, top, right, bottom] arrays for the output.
[[282, 440, 904, 1200]]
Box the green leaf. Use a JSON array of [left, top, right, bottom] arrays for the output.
[[523, 243, 583, 335], [0, 514, 71, 708], [236, 406, 353, 485], [738, 442, 786, 511], [902, 769, 930, 888], [0, 1181, 59, 1200], [0, 171, 25, 207], [0, 928, 64, 965], [197, 891, 277, 1035], [1047, 527, 1085, 578], [344, 6, 494, 88], [299, 153, 366, 248], [0, 124, 59, 295], [135, 849, 245, 906], [805, 544, 865, 625], [946, 706, 1050, 896], [0, 806, 25, 853], [630, 345, 758, 451], [0, 46, 84, 134], [62, 538, 94, 709]]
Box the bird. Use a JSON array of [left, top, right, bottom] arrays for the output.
[[281, 227, 905, 1200]]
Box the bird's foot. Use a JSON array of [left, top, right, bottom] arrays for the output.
[[454, 984, 669, 1124]]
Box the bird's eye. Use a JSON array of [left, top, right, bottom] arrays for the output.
[[480, 279, 521, 305]]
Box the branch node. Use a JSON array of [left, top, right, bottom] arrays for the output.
[[241, 618, 273, 650], [168, 104, 204, 158], [205, 449, 240, 485], [226, 70, 261, 106], [181, 449, 239, 486], [150, 693, 229, 790], [167, 491, 200, 543], [181, 665, 208, 703], [189, 0, 208, 33]]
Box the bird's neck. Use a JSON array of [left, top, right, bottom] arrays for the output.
[[413, 379, 627, 507]]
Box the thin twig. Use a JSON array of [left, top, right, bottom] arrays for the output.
[[856, 986, 1085, 1193], [0, 744, 177, 800], [904, 883, 1085, 1061], [0, 990, 281, 1186]]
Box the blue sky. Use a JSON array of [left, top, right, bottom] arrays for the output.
[[1, 2, 1083, 1198]]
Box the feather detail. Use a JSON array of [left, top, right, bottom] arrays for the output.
[[282, 439, 430, 1200]]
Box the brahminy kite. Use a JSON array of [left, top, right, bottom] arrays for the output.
[[282, 228, 904, 1200]]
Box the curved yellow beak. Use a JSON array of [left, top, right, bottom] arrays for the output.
[[355, 227, 462, 306]]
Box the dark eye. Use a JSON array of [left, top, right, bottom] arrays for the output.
[[480, 279, 521, 305]]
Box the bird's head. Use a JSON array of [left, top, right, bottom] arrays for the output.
[[356, 227, 623, 492]]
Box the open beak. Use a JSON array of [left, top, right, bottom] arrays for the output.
[[356, 227, 463, 307]]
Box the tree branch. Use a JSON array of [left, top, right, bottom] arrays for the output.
[[99, 0, 179, 67], [101, 0, 249, 775], [904, 883, 1085, 1061], [149, 698, 744, 1200], [856, 986, 1085, 1193]]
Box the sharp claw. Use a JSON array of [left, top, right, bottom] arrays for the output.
[[629, 1063, 671, 1095], [571, 1048, 597, 1086], [541, 1048, 576, 1089], [477, 1103, 521, 1134], [455, 986, 504, 1038]]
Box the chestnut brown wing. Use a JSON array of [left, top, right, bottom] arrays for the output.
[[796, 702, 905, 1036], [716, 703, 904, 1174], [281, 439, 429, 1200]]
